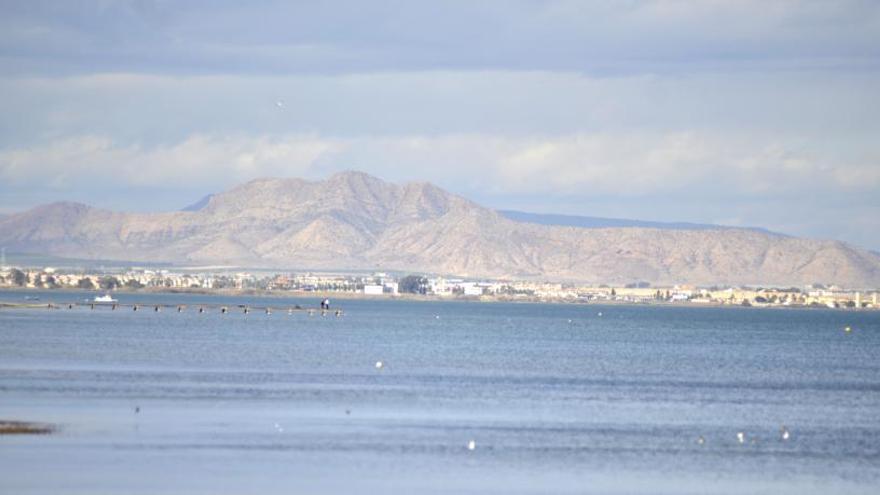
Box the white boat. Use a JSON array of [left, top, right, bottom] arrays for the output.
[[94, 294, 117, 303]]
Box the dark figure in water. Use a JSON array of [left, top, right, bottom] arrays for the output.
[[320, 298, 331, 310]]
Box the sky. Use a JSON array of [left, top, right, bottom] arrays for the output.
[[0, 0, 879, 249]]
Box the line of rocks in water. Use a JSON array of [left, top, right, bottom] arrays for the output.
[[0, 421, 56, 435]]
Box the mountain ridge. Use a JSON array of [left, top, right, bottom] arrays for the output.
[[498, 210, 780, 236], [1, 171, 879, 287]]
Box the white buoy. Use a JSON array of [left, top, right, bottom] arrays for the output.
[[375, 361, 384, 370], [467, 439, 476, 451], [737, 432, 745, 444]]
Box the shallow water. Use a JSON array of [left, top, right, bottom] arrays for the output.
[[1, 289, 879, 494]]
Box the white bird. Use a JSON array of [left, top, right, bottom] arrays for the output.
[[781, 425, 790, 441], [697, 435, 705, 445], [375, 361, 384, 370], [467, 439, 476, 451], [737, 432, 745, 444]]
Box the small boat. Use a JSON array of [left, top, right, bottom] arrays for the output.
[[94, 294, 117, 303]]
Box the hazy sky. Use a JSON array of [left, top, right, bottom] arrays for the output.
[[1, 0, 879, 249]]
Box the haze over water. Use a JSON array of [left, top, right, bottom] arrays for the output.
[[1, 290, 879, 494]]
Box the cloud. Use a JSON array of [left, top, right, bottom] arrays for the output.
[[0, 133, 340, 191], [2, 131, 876, 198], [1, 1, 878, 76], [1, 70, 878, 148]]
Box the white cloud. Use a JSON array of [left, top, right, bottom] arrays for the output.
[[2, 131, 876, 198], [0, 134, 341, 191]]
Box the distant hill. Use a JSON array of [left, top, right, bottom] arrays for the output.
[[499, 210, 778, 235], [2, 171, 879, 287], [181, 194, 214, 212]]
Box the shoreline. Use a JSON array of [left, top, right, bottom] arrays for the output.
[[0, 286, 875, 312]]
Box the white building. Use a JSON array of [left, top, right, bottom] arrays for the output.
[[363, 284, 384, 295]]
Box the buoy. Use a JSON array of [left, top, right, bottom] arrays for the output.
[[375, 361, 384, 370], [467, 439, 476, 451]]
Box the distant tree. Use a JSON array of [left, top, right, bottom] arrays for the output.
[[610, 288, 617, 297], [77, 277, 95, 290], [11, 268, 28, 287], [45, 275, 59, 289], [399, 275, 428, 294], [33, 274, 44, 288], [125, 279, 144, 289], [98, 276, 121, 290]]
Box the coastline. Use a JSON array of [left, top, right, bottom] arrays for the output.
[[0, 285, 875, 312]]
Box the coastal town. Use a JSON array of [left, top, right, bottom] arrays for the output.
[[1, 264, 877, 310]]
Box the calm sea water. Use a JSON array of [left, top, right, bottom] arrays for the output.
[[1, 289, 879, 494]]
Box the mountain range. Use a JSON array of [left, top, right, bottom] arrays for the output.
[[1, 171, 879, 287]]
